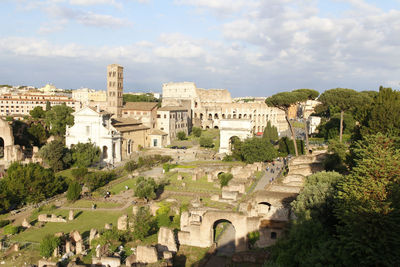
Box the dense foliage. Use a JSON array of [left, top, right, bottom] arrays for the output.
[[262, 121, 279, 142], [84, 171, 117, 192], [177, 131, 187, 140], [199, 136, 214, 148], [123, 93, 159, 103], [71, 142, 101, 168], [40, 235, 61, 258], [134, 177, 159, 200], [45, 104, 74, 136], [39, 140, 72, 172], [132, 206, 156, 240], [66, 181, 81, 202], [191, 127, 202, 137], [218, 172, 233, 188], [1, 162, 66, 211], [278, 137, 304, 156]]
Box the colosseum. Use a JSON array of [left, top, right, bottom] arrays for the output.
[[162, 82, 288, 134]]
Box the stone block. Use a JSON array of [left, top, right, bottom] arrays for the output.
[[117, 214, 128, 231], [163, 251, 173, 260], [38, 259, 58, 267], [22, 218, 31, 228], [68, 210, 74, 221], [211, 195, 219, 201], [136, 246, 158, 264], [157, 227, 177, 252], [222, 190, 238, 200], [177, 174, 183, 181], [70, 230, 82, 242], [105, 223, 112, 230], [125, 254, 136, 266]]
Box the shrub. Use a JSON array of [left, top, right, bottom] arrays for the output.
[[40, 235, 61, 258], [132, 206, 156, 241], [84, 171, 117, 192], [66, 181, 81, 202], [248, 231, 260, 248], [71, 167, 88, 182], [192, 127, 202, 137], [134, 177, 158, 200], [177, 131, 187, 140], [163, 163, 177, 173], [200, 136, 214, 148], [278, 137, 304, 156], [156, 203, 171, 228], [218, 173, 233, 188], [0, 219, 10, 228], [124, 160, 138, 172], [3, 224, 19, 235]]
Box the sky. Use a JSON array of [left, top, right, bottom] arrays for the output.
[[0, 0, 400, 97]]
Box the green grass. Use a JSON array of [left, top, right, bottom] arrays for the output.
[[64, 200, 123, 209], [164, 172, 221, 194], [13, 209, 125, 243], [109, 179, 137, 195], [174, 245, 210, 267]]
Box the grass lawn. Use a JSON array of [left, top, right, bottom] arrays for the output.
[[13, 209, 125, 243], [64, 199, 123, 209], [109, 179, 137, 195], [174, 245, 210, 267], [164, 172, 221, 194]]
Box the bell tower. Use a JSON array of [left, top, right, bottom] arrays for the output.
[[106, 64, 123, 117]]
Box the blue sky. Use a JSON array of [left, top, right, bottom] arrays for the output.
[[0, 0, 400, 97]]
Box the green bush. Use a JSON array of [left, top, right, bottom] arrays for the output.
[[66, 181, 81, 202], [3, 224, 19, 235], [192, 127, 202, 137], [137, 155, 172, 169], [248, 231, 260, 248], [0, 219, 10, 228], [71, 167, 88, 182], [177, 131, 187, 140], [40, 235, 61, 258], [199, 136, 214, 148], [132, 206, 156, 241], [163, 163, 177, 173], [218, 173, 233, 188], [278, 137, 304, 156], [84, 171, 117, 192], [124, 160, 138, 172], [134, 177, 158, 200]]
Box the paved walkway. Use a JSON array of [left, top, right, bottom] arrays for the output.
[[253, 160, 284, 192]]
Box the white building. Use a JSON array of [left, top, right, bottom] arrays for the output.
[[66, 106, 122, 165], [308, 116, 322, 134]]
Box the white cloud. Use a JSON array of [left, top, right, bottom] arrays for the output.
[[44, 5, 130, 28], [173, 0, 257, 14], [154, 33, 205, 58], [69, 0, 118, 5]]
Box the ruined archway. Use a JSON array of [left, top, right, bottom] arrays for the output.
[[213, 219, 236, 254], [219, 119, 252, 154]]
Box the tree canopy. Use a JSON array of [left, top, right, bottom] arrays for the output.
[[45, 104, 74, 136]]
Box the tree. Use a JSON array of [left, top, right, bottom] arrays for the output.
[[335, 134, 400, 266], [124, 160, 138, 172], [27, 123, 48, 147], [84, 171, 116, 192], [40, 235, 60, 258], [292, 89, 319, 151], [263, 121, 279, 142], [66, 181, 81, 202], [266, 91, 306, 156], [319, 88, 361, 142], [4, 162, 66, 205], [278, 137, 304, 156], [45, 101, 51, 111], [240, 137, 277, 163], [45, 104, 74, 136], [132, 206, 156, 240], [199, 136, 213, 148], [134, 177, 158, 200], [123, 93, 158, 103], [177, 131, 187, 140], [192, 127, 202, 137], [71, 142, 101, 168], [39, 140, 72, 172], [359, 87, 400, 137], [29, 106, 46, 119]]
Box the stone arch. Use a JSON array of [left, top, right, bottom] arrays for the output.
[[208, 114, 212, 119], [200, 113, 203, 120], [206, 126, 210, 129], [222, 114, 226, 119], [214, 113, 219, 119], [257, 202, 272, 214], [227, 114, 231, 119], [219, 119, 252, 154], [229, 136, 240, 151], [213, 219, 236, 253], [214, 126, 219, 129], [200, 211, 248, 252]]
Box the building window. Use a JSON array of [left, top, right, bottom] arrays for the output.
[[271, 232, 277, 239]]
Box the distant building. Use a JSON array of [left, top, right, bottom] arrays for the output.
[[66, 106, 150, 165], [72, 88, 95, 107], [161, 82, 287, 134], [0, 92, 78, 116], [300, 100, 320, 119], [121, 102, 158, 128], [156, 106, 189, 145], [106, 64, 124, 117], [308, 116, 322, 134]]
